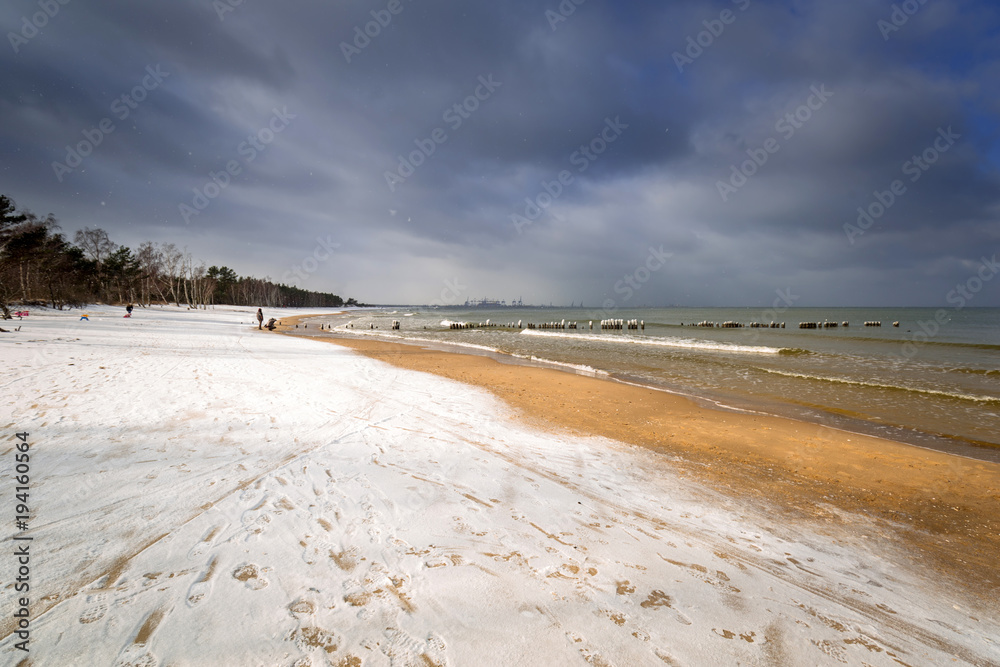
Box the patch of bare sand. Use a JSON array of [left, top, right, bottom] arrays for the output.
[[275, 316, 1000, 603]]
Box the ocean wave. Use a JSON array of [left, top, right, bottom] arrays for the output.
[[363, 332, 505, 355], [511, 353, 610, 376], [336, 328, 404, 339], [759, 368, 1000, 403], [519, 329, 785, 355], [777, 347, 813, 356], [327, 329, 611, 375], [950, 367, 1000, 376], [840, 334, 1000, 352]]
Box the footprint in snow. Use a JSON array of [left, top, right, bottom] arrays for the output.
[[566, 632, 616, 667], [381, 627, 448, 667], [653, 648, 685, 666], [187, 523, 227, 560], [232, 563, 270, 590], [114, 607, 167, 667], [302, 537, 335, 566], [79, 591, 109, 624], [186, 556, 219, 608]]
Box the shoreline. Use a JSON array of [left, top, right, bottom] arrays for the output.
[[276, 315, 1000, 601], [287, 313, 1000, 461], [278, 313, 1000, 461]]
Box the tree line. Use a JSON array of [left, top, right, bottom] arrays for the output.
[[0, 195, 357, 319]]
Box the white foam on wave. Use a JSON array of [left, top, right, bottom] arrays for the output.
[[511, 353, 610, 376], [344, 329, 505, 355], [760, 368, 1000, 403], [331, 329, 610, 375], [520, 329, 784, 355]]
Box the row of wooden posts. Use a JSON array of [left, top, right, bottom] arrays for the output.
[[322, 318, 900, 332], [692, 321, 779, 328], [798, 320, 899, 328], [601, 319, 643, 330], [446, 319, 646, 331], [450, 319, 522, 329]]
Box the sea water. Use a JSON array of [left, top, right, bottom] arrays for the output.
[[304, 307, 1000, 461]]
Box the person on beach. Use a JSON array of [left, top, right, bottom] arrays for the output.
[[256, 308, 264, 330]]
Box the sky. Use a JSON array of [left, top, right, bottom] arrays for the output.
[[1, 0, 999, 307]]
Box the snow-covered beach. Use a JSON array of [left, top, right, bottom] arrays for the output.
[[2, 306, 998, 666]]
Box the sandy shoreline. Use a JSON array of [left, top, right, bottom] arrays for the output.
[[279, 315, 1000, 600]]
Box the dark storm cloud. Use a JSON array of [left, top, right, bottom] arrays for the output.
[[1, 0, 998, 305]]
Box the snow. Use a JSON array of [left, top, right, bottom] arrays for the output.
[[1, 305, 997, 666]]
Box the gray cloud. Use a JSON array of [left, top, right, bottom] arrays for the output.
[[1, 0, 998, 305]]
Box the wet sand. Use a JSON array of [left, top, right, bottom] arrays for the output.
[[277, 317, 1000, 602]]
